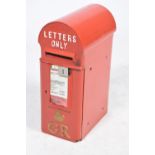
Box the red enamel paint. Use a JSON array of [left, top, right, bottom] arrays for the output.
[[38, 4, 116, 142]]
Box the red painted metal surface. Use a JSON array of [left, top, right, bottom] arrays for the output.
[[38, 4, 116, 142]]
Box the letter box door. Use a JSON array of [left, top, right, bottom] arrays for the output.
[[40, 58, 84, 141]]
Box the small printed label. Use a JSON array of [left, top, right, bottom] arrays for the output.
[[50, 65, 68, 106]]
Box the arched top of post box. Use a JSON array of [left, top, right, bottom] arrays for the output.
[[58, 4, 116, 48], [38, 4, 116, 62]]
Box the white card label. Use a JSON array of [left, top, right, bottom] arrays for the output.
[[50, 65, 68, 100]]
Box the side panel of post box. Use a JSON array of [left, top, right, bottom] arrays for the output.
[[39, 23, 84, 141], [81, 35, 114, 137]]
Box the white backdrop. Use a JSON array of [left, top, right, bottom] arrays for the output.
[[26, 0, 129, 155]]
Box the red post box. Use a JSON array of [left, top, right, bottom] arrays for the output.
[[38, 4, 116, 142]]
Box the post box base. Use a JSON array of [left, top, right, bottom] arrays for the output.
[[41, 108, 108, 142]]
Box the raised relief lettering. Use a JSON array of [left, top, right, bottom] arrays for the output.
[[43, 31, 77, 50], [48, 122, 70, 139]]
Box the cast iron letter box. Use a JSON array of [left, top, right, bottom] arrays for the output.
[[38, 4, 116, 142]]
